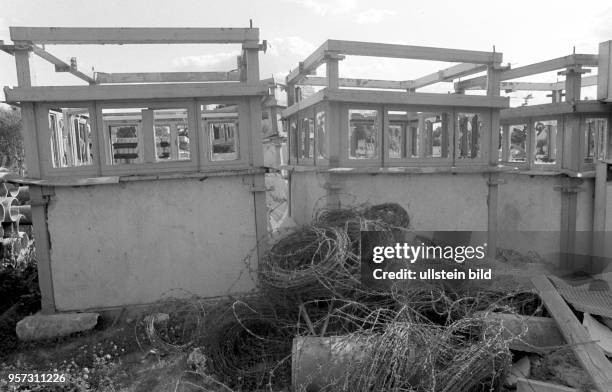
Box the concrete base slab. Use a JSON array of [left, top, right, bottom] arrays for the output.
[[16, 312, 99, 341]]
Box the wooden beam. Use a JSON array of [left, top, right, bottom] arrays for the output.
[[4, 82, 270, 102], [282, 89, 508, 118], [31, 45, 96, 84], [531, 275, 612, 392], [95, 71, 240, 84], [300, 76, 410, 90], [10, 26, 259, 44], [286, 41, 329, 84], [0, 40, 16, 55], [516, 378, 594, 392], [323, 89, 509, 108], [456, 54, 599, 91], [326, 40, 502, 64], [454, 75, 488, 90], [287, 40, 500, 85], [411, 63, 487, 89], [501, 54, 597, 81]]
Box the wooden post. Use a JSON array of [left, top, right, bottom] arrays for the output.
[[325, 52, 340, 90], [142, 109, 155, 163], [563, 66, 583, 104], [14, 43, 56, 313], [326, 102, 342, 209], [593, 161, 607, 267], [487, 63, 502, 257], [244, 45, 269, 265]]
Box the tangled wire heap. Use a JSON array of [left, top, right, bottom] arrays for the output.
[[203, 298, 294, 391], [197, 202, 535, 392]]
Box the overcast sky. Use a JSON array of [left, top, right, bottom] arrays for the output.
[[1, 0, 612, 105]]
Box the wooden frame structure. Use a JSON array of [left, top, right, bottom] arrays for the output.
[[282, 39, 508, 252], [1, 26, 270, 313], [283, 39, 508, 170], [454, 50, 611, 175], [455, 45, 612, 272]]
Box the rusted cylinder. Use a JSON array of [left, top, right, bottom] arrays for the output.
[[11, 205, 31, 225], [10, 186, 29, 203], [292, 336, 370, 392], [1, 197, 19, 222]]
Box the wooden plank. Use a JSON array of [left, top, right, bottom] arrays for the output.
[[500, 103, 573, 120], [531, 275, 612, 392], [456, 54, 599, 91], [4, 82, 270, 102], [326, 39, 502, 64], [454, 75, 488, 90], [516, 378, 592, 392], [552, 75, 599, 90], [300, 76, 409, 90], [598, 41, 612, 101], [286, 41, 329, 84], [31, 45, 95, 84], [323, 89, 509, 108], [411, 63, 487, 89], [501, 55, 592, 81], [10, 26, 259, 44], [95, 71, 240, 84]]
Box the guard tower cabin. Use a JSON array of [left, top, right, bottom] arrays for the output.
[[1, 27, 270, 312], [282, 40, 508, 253], [456, 44, 612, 273]]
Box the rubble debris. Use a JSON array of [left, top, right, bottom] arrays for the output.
[[483, 312, 564, 353], [531, 275, 612, 392], [505, 356, 531, 387], [582, 313, 612, 357], [16, 312, 99, 341]]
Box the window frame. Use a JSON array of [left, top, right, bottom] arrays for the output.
[[314, 103, 329, 166], [287, 116, 298, 165], [198, 98, 249, 170], [500, 121, 531, 168], [36, 101, 99, 178], [297, 107, 315, 166], [341, 104, 383, 167], [417, 110, 454, 166], [97, 100, 198, 176], [581, 114, 609, 168], [453, 110, 490, 166], [531, 116, 562, 171]]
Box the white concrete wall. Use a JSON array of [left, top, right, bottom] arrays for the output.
[[290, 171, 327, 225], [47, 176, 258, 311], [496, 174, 564, 262], [337, 173, 489, 231], [289, 172, 596, 265]]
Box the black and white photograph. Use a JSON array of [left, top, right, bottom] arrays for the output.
[[1, 1, 612, 391]]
